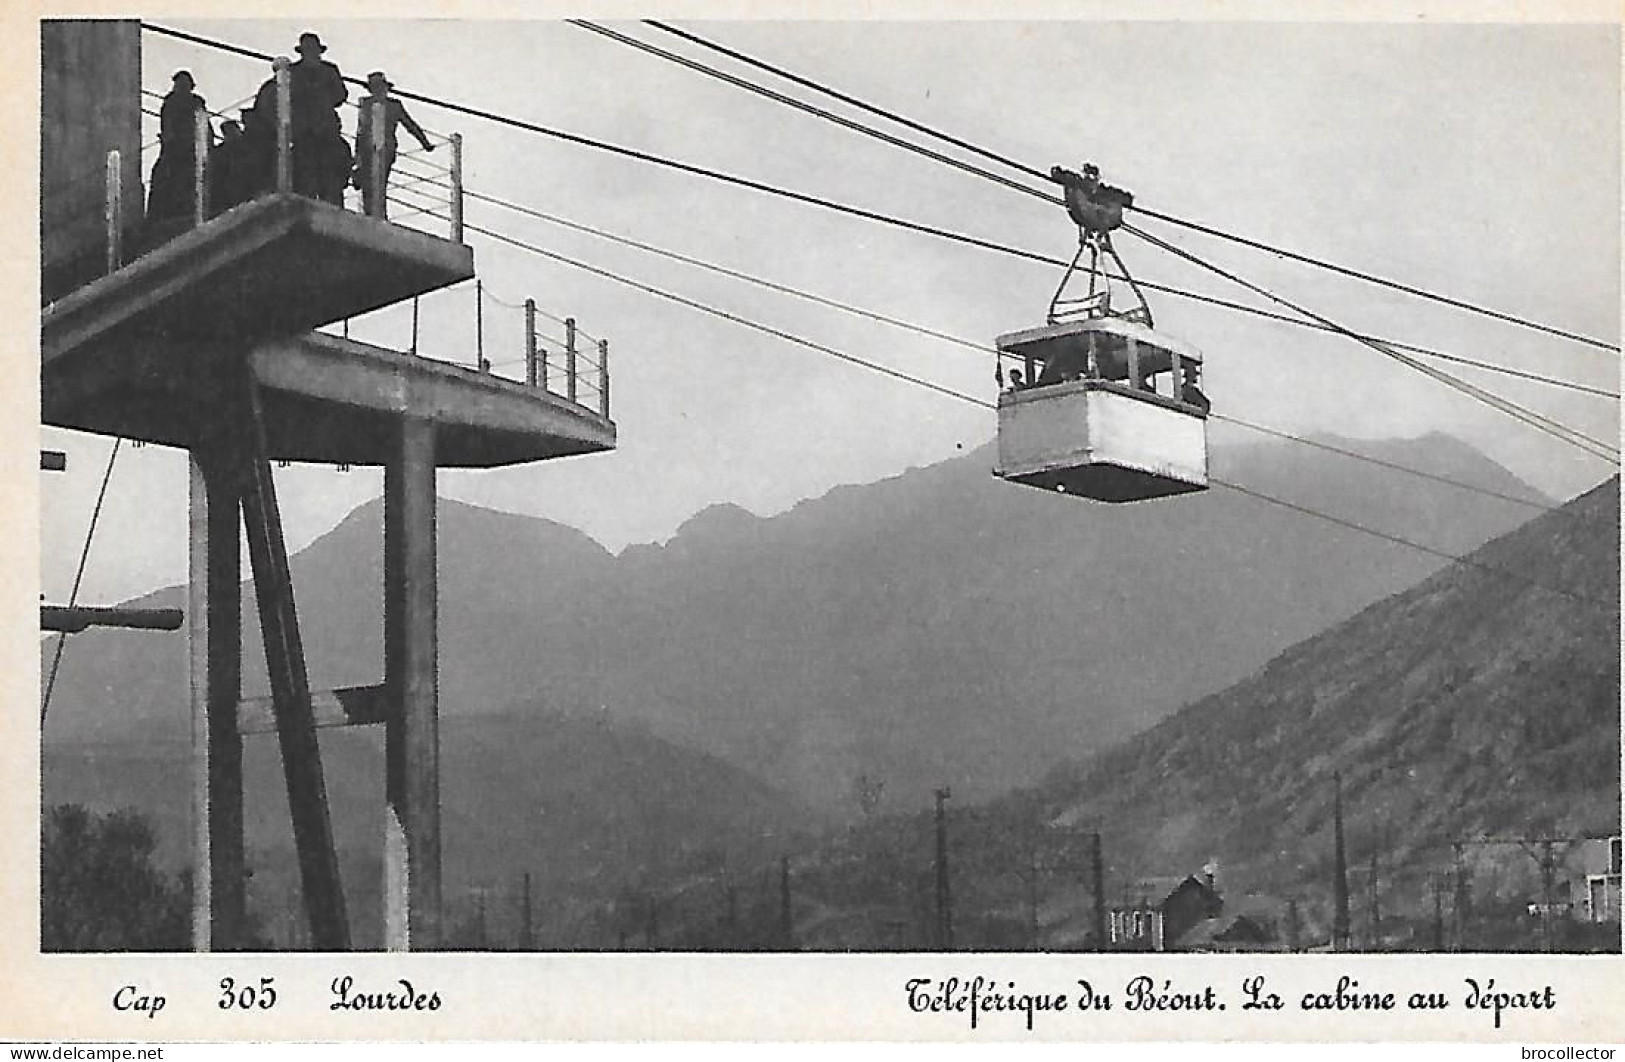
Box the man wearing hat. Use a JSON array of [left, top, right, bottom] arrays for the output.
[[148, 70, 212, 222], [289, 31, 350, 204], [353, 70, 435, 219]]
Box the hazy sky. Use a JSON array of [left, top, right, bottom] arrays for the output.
[[39, 16, 1621, 605]]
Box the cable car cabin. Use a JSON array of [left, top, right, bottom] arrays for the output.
[[995, 317, 1209, 502]]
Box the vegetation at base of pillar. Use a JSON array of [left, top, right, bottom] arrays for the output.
[[41, 803, 190, 951]]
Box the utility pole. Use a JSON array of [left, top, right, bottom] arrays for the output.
[[724, 879, 738, 946], [1026, 844, 1040, 950], [779, 855, 794, 949], [934, 787, 954, 951], [1332, 772, 1350, 951], [1090, 831, 1106, 952], [1527, 839, 1558, 953], [1367, 842, 1381, 951], [1453, 842, 1469, 951], [1431, 875, 1446, 952], [519, 872, 533, 951]]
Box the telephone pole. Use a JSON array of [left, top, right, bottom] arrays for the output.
[[1366, 841, 1381, 951], [1332, 772, 1350, 951], [934, 787, 953, 951], [779, 855, 794, 949], [1431, 874, 1446, 952], [518, 871, 533, 950], [1026, 844, 1040, 950], [1090, 831, 1106, 951]]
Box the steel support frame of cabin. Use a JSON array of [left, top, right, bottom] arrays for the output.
[[41, 20, 615, 952]]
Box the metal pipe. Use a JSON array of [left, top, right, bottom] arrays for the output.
[[193, 107, 210, 227], [104, 150, 121, 274], [598, 338, 610, 417], [448, 133, 464, 242], [273, 58, 292, 194], [369, 96, 388, 219], [476, 279, 485, 371], [566, 317, 578, 404], [524, 299, 538, 387]]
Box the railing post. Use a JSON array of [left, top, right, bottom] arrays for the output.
[[448, 133, 464, 243], [193, 107, 210, 228], [104, 149, 122, 274], [565, 318, 578, 405], [475, 281, 487, 371], [410, 296, 420, 356], [524, 299, 538, 387], [369, 98, 388, 220], [273, 58, 293, 194], [598, 339, 610, 417]]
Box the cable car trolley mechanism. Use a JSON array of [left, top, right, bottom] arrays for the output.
[[994, 163, 1210, 502]]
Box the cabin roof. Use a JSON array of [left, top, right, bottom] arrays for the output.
[[996, 315, 1203, 364]]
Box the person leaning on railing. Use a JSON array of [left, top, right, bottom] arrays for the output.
[[353, 70, 435, 220]]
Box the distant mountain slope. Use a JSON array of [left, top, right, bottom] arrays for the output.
[[649, 477, 1618, 951], [45, 432, 1561, 810], [1025, 474, 1620, 936], [44, 703, 813, 949]]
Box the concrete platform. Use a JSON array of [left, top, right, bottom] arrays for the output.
[[44, 332, 616, 468], [42, 193, 474, 372]]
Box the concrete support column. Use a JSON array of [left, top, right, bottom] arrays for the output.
[[189, 451, 244, 951], [384, 415, 441, 950]]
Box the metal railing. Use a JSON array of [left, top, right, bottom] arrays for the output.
[[46, 59, 471, 300], [322, 279, 611, 419]]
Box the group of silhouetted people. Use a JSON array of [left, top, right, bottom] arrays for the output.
[[147, 32, 434, 226]]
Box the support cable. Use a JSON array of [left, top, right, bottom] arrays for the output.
[[569, 20, 1060, 208], [140, 23, 1624, 380], [458, 184, 1614, 399], [458, 189, 1572, 516], [41, 438, 124, 723], [428, 205, 1609, 605], [1123, 222, 1619, 464], [635, 19, 1620, 354]]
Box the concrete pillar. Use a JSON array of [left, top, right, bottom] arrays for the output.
[[189, 451, 244, 950], [384, 415, 441, 950]]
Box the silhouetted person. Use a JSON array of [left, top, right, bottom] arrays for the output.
[[1180, 370, 1211, 414], [289, 32, 350, 204], [1007, 368, 1025, 392], [353, 70, 434, 219], [1183, 378, 1209, 415], [148, 70, 212, 222], [207, 120, 248, 214], [238, 102, 277, 199]]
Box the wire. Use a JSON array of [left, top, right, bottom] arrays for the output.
[[1207, 416, 1557, 514], [461, 185, 1614, 399], [1134, 206, 1621, 355], [569, 20, 1060, 208], [638, 20, 1620, 355], [439, 206, 1608, 604], [640, 20, 1054, 185], [459, 185, 1576, 517], [139, 23, 1620, 399], [1124, 222, 1620, 463], [1208, 477, 1607, 609], [41, 438, 124, 723], [442, 211, 994, 408]]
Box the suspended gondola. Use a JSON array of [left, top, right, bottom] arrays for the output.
[[994, 164, 1210, 502]]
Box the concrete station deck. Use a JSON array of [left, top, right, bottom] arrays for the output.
[[42, 193, 473, 370], [44, 331, 616, 468]]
